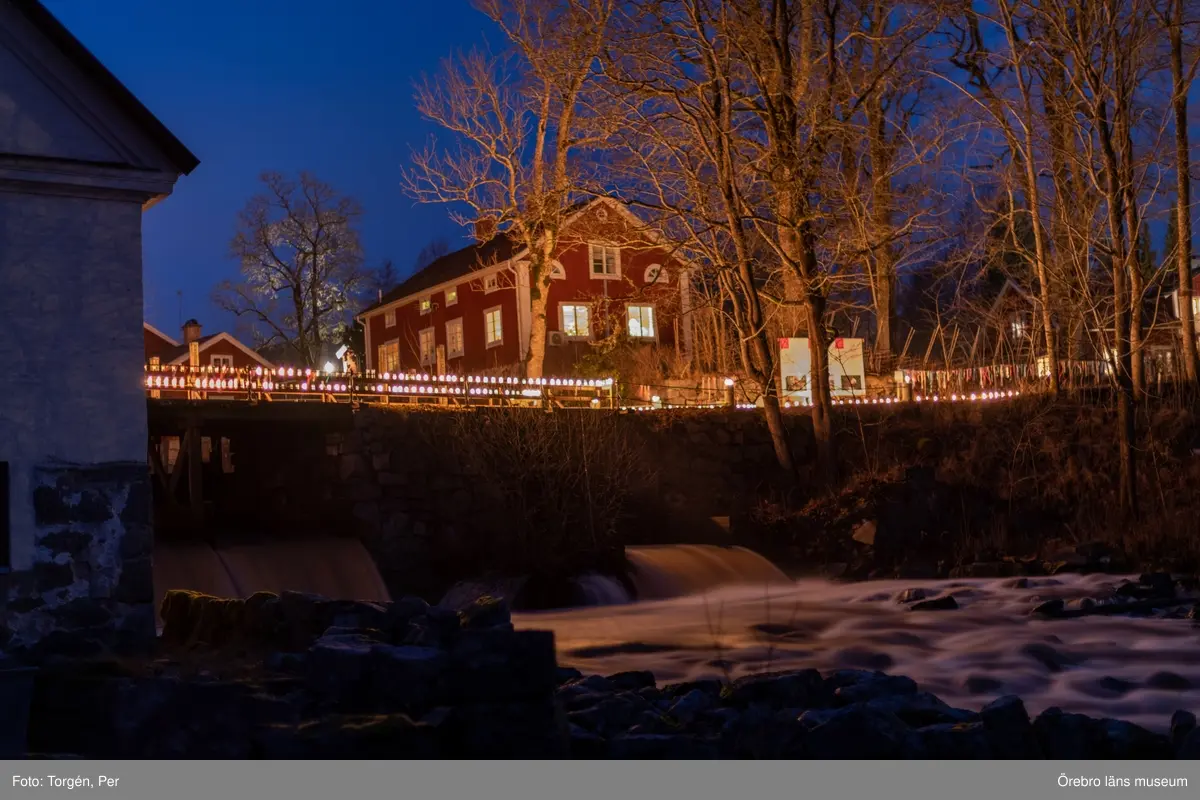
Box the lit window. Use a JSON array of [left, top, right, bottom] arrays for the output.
[[446, 286, 458, 306], [210, 355, 233, 369], [485, 307, 503, 347], [419, 328, 435, 365], [378, 340, 400, 372], [384, 309, 396, 327], [627, 304, 656, 339], [590, 244, 620, 278], [1010, 317, 1026, 338], [419, 296, 432, 315], [446, 318, 464, 358], [561, 304, 591, 338], [484, 274, 500, 293]]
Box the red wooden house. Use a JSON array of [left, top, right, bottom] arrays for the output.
[[356, 198, 694, 376], [143, 319, 274, 370]]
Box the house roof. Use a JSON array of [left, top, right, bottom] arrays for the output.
[[360, 232, 521, 317], [358, 197, 658, 318], [163, 332, 274, 368], [143, 321, 178, 346], [12, 0, 199, 175]]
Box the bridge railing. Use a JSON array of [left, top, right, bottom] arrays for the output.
[[144, 364, 616, 409]]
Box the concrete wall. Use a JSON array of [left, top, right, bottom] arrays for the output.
[[0, 191, 155, 652]]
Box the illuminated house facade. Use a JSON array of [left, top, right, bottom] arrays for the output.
[[356, 198, 694, 376], [144, 319, 274, 371]]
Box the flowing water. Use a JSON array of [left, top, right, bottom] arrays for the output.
[[153, 538, 1199, 732]]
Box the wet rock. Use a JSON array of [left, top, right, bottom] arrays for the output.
[[668, 689, 712, 723], [443, 698, 567, 758], [720, 708, 807, 758], [1033, 708, 1171, 759], [727, 669, 828, 708], [804, 705, 920, 759], [829, 671, 918, 704], [1179, 727, 1200, 759], [567, 695, 645, 734], [607, 671, 656, 692], [555, 667, 583, 685], [1099, 718, 1174, 759], [456, 596, 511, 630], [865, 692, 976, 727], [1171, 710, 1196, 751], [1030, 599, 1064, 617], [1019, 642, 1082, 672], [895, 588, 928, 604], [980, 695, 1041, 759], [910, 595, 958, 611], [1146, 671, 1192, 691], [258, 713, 440, 759], [446, 628, 557, 704]]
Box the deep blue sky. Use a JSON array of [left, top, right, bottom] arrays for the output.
[[44, 0, 489, 339]]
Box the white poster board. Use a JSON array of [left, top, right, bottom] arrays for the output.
[[779, 337, 867, 401]]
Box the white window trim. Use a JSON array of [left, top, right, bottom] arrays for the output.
[[484, 305, 504, 348], [418, 296, 432, 315], [210, 354, 234, 368], [627, 303, 657, 340], [445, 286, 458, 306], [589, 243, 622, 280], [559, 303, 592, 340], [384, 309, 396, 328], [446, 318, 465, 359], [378, 338, 401, 373], [484, 274, 501, 293], [418, 326, 436, 365], [644, 263, 668, 285], [549, 261, 566, 280]]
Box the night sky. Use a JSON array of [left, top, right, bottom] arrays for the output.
[[43, 0, 489, 339]]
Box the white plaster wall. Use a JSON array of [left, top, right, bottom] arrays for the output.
[[0, 190, 147, 570]]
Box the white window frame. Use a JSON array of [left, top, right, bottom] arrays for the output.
[[445, 286, 458, 306], [484, 273, 500, 293], [484, 306, 504, 348], [549, 261, 566, 280], [418, 327, 436, 366], [384, 309, 396, 328], [378, 339, 401, 373], [560, 303, 592, 340], [446, 318, 465, 359], [418, 296, 432, 315], [643, 263, 668, 284], [210, 354, 234, 369], [589, 243, 621, 280], [627, 303, 656, 340]]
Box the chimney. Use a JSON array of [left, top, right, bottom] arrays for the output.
[[474, 218, 497, 243], [182, 319, 202, 344]]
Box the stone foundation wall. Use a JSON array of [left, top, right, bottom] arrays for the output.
[[2, 462, 154, 658]]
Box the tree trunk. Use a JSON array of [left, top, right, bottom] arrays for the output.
[[1171, 4, 1199, 384], [526, 285, 549, 379], [1098, 112, 1139, 520]]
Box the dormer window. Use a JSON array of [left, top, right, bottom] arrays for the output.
[[590, 244, 620, 279]]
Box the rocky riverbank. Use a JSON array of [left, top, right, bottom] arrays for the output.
[[13, 588, 1200, 759]]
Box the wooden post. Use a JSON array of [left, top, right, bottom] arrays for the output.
[[186, 422, 203, 524]]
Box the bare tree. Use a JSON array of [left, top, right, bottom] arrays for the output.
[[216, 171, 366, 368], [403, 0, 617, 378], [1154, 0, 1200, 384], [370, 259, 400, 298], [604, 0, 798, 473]]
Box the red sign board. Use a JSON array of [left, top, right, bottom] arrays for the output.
[[779, 339, 790, 349], [834, 338, 845, 349]]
